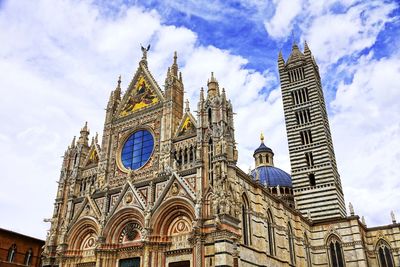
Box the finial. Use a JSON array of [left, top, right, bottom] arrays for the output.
[[95, 132, 98, 144], [91, 136, 95, 146], [71, 136, 76, 148], [391, 210, 396, 224], [200, 87, 204, 100], [179, 71, 182, 82], [81, 121, 89, 132], [185, 99, 190, 112], [173, 51, 177, 64], [349, 202, 354, 216], [117, 75, 121, 87], [260, 132, 264, 143]]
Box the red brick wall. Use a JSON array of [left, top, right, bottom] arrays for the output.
[[0, 228, 44, 267]]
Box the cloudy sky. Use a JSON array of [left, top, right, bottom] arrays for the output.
[[0, 0, 399, 239]]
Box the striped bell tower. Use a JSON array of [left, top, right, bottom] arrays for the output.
[[278, 42, 346, 220]]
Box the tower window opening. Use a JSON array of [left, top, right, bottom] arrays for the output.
[[300, 130, 312, 145], [309, 173, 316, 186], [208, 108, 212, 125], [305, 152, 314, 167], [259, 155, 263, 164], [295, 109, 311, 125]]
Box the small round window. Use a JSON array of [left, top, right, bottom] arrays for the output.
[[121, 130, 154, 170]]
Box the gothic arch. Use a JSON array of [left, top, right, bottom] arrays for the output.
[[151, 197, 194, 236], [242, 193, 251, 246], [204, 191, 213, 218], [326, 234, 345, 267], [375, 239, 394, 267], [68, 217, 100, 250], [103, 207, 144, 243], [288, 222, 296, 265], [266, 209, 275, 255], [304, 232, 312, 267]]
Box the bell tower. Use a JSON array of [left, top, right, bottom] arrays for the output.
[[278, 42, 346, 220]]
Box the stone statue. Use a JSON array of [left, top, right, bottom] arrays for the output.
[[144, 206, 152, 228], [349, 202, 354, 216], [195, 196, 202, 220], [391, 210, 396, 223]]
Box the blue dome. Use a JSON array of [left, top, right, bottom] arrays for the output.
[[253, 142, 273, 155], [251, 166, 292, 187]]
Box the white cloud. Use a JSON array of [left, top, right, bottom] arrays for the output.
[[330, 52, 400, 225], [264, 0, 303, 39]]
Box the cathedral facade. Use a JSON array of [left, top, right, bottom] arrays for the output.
[[42, 44, 399, 267]]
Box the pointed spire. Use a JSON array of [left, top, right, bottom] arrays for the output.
[[114, 75, 121, 100], [117, 75, 121, 88], [185, 99, 190, 112], [207, 72, 219, 97], [95, 132, 98, 144], [171, 51, 178, 76], [278, 49, 285, 66], [81, 121, 88, 132], [221, 87, 226, 101], [179, 71, 183, 82], [200, 87, 204, 101], [286, 40, 304, 65], [71, 136, 76, 148], [91, 136, 95, 146], [78, 122, 90, 146], [303, 40, 312, 58]]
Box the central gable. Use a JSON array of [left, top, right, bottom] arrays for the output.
[[118, 62, 164, 118]]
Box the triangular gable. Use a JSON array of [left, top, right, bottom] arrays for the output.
[[107, 181, 146, 219], [175, 112, 197, 137], [117, 62, 164, 117], [71, 196, 102, 224], [152, 171, 196, 212], [83, 143, 100, 167]]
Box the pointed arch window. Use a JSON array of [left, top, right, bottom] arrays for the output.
[[266, 210, 275, 255], [328, 236, 345, 267], [24, 248, 32, 266], [242, 195, 250, 246], [304, 233, 312, 267], [208, 138, 214, 186], [7, 244, 16, 262], [376, 240, 394, 267], [288, 224, 296, 264]]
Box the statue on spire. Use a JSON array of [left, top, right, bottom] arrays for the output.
[[141, 44, 151, 60]]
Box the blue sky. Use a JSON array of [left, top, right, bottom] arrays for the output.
[[0, 0, 399, 239]]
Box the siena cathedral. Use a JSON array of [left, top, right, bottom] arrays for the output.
[[42, 43, 399, 267]]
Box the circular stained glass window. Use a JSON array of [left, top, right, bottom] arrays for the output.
[[121, 130, 154, 170]]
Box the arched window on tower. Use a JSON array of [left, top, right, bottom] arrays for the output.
[[266, 210, 275, 255], [242, 194, 250, 246], [7, 244, 16, 262], [288, 223, 296, 265], [304, 233, 312, 267], [376, 239, 394, 267], [208, 108, 212, 126], [327, 235, 345, 267]]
